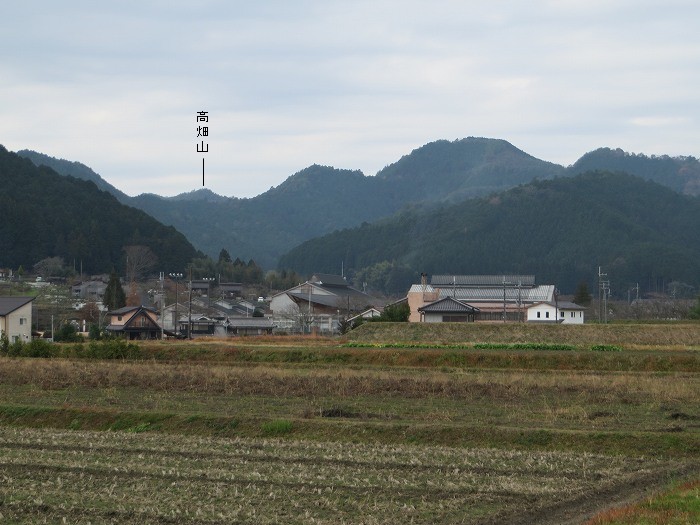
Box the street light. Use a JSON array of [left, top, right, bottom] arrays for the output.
[[169, 273, 183, 336], [202, 277, 215, 311]]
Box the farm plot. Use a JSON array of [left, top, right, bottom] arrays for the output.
[[0, 426, 677, 525]]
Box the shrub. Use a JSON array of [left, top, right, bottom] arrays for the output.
[[24, 339, 54, 358], [87, 338, 142, 360], [261, 419, 293, 436], [591, 344, 623, 352]]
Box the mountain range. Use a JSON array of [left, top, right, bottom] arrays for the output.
[[0, 146, 200, 274], [18, 139, 700, 270], [279, 171, 700, 294]]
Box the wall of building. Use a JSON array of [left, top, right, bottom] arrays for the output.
[[1, 302, 32, 342]]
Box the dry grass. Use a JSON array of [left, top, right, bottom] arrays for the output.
[[0, 426, 677, 525], [348, 322, 700, 348], [0, 357, 697, 405]]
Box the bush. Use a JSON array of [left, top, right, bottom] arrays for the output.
[[24, 339, 54, 358], [591, 344, 623, 352], [261, 419, 293, 436], [87, 338, 142, 360], [54, 323, 83, 343]]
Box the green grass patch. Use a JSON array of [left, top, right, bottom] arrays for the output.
[[591, 344, 624, 352], [473, 342, 576, 351], [585, 479, 700, 524], [261, 419, 294, 436]]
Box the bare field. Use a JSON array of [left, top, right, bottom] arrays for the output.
[[347, 321, 700, 349], [0, 326, 698, 523], [0, 426, 684, 525]]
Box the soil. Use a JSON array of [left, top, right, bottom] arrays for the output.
[[489, 461, 700, 525]]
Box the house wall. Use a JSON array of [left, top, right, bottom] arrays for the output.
[[270, 293, 297, 317], [527, 304, 555, 322], [407, 289, 439, 322], [422, 312, 443, 323], [560, 309, 584, 324], [109, 313, 130, 326], [527, 304, 584, 324], [0, 302, 32, 342]]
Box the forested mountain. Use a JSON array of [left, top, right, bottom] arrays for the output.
[[569, 148, 700, 196], [278, 171, 700, 295], [17, 138, 700, 268], [18, 139, 566, 266], [0, 146, 200, 274], [17, 149, 132, 204], [375, 138, 565, 202]]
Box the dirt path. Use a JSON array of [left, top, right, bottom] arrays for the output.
[[490, 461, 699, 525]]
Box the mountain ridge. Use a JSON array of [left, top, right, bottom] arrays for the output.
[[1, 146, 200, 274], [278, 171, 700, 295], [17, 138, 700, 268]]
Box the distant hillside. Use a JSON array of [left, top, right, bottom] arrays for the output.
[[569, 148, 700, 196], [278, 171, 700, 295], [375, 138, 565, 202], [1, 146, 200, 274], [18, 139, 700, 268], [17, 150, 132, 204], [20, 139, 563, 266]]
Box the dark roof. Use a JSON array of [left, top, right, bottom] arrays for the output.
[[438, 285, 554, 303], [529, 301, 586, 310], [418, 297, 480, 313], [109, 305, 158, 315], [227, 317, 275, 328], [431, 275, 536, 287], [311, 273, 348, 287], [288, 292, 345, 308], [0, 296, 34, 316]]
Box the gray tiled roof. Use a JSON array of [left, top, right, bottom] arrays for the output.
[[529, 301, 585, 310], [0, 296, 34, 316], [431, 275, 536, 287], [227, 317, 275, 328], [418, 297, 480, 313], [438, 285, 554, 303], [311, 273, 349, 287]]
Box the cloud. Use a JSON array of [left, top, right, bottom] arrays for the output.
[[1, 1, 699, 197]]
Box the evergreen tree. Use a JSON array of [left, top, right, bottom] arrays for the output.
[[689, 296, 700, 320], [104, 272, 126, 311], [218, 248, 232, 263], [573, 282, 592, 306]]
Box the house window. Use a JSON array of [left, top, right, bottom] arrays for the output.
[[19, 317, 26, 325], [560, 311, 565, 318], [545, 312, 549, 318], [571, 312, 574, 318], [118, 316, 123, 321], [537, 312, 541, 318]]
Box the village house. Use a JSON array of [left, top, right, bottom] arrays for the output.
[[271, 273, 376, 333], [407, 274, 572, 323], [0, 296, 34, 343], [526, 301, 585, 324], [105, 305, 162, 340]]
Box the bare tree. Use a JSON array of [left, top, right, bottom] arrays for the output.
[[276, 304, 314, 334], [124, 245, 157, 283]]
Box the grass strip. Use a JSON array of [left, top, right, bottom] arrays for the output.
[[1, 404, 698, 459], [584, 478, 700, 524]]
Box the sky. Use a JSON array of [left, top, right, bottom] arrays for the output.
[[1, 1, 699, 198]]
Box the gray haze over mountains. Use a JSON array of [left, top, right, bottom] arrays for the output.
[[18, 138, 700, 270]]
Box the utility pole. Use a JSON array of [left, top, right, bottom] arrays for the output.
[[169, 272, 183, 337], [188, 266, 193, 339], [598, 267, 610, 324]]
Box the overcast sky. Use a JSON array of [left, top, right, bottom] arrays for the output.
[[1, 1, 698, 198]]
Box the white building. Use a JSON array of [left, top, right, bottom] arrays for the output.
[[408, 275, 555, 322], [271, 273, 376, 333], [0, 296, 34, 343], [526, 301, 585, 324]]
